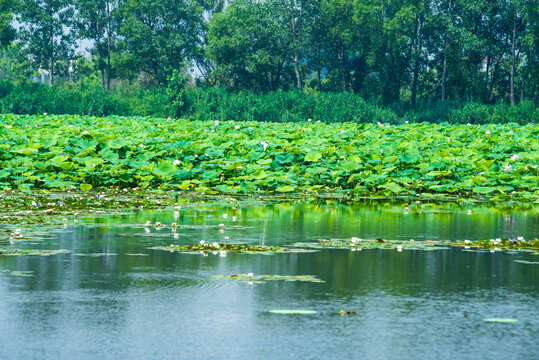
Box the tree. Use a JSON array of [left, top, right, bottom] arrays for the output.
[[354, 0, 417, 104], [74, 0, 118, 90], [206, 0, 292, 91], [17, 0, 74, 87], [0, 0, 16, 47], [117, 0, 206, 86], [440, 0, 452, 101]]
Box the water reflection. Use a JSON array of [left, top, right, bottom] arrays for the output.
[[0, 200, 537, 359]]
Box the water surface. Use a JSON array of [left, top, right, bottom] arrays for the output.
[[1, 201, 537, 359]]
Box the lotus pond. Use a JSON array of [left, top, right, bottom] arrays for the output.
[[0, 199, 537, 359], [1, 115, 538, 202]]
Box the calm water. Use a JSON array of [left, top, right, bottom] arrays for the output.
[[0, 201, 538, 360]]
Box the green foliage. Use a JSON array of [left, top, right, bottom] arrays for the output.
[[180, 88, 399, 123], [17, 0, 75, 86], [0, 81, 169, 116], [117, 0, 206, 86], [166, 69, 187, 117], [0, 114, 537, 202], [0, 0, 16, 47]]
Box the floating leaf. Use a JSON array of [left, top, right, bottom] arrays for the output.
[[514, 260, 539, 265], [80, 183, 93, 191], [212, 274, 324, 283], [483, 318, 518, 323], [304, 152, 322, 162], [268, 310, 317, 315]]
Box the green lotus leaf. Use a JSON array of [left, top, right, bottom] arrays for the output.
[[305, 152, 322, 162]]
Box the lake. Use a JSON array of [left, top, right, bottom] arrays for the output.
[[0, 200, 537, 359]]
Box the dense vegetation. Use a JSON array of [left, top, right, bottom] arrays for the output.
[[0, 82, 537, 124], [0, 0, 537, 108], [1, 115, 537, 201]]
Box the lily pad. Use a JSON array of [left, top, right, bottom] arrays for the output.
[[514, 260, 539, 265], [290, 238, 449, 251], [149, 243, 318, 255], [10, 270, 34, 277], [483, 318, 519, 323], [0, 249, 71, 256], [212, 274, 325, 283], [268, 309, 317, 315]]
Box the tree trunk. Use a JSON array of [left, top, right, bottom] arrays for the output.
[[49, 32, 53, 87], [293, 54, 302, 91], [411, 12, 422, 108], [340, 40, 346, 92], [484, 53, 490, 101], [441, 0, 452, 102], [316, 44, 321, 91], [520, 77, 524, 102], [97, 16, 105, 90], [106, 0, 112, 91], [510, 13, 516, 105], [291, 2, 302, 91]]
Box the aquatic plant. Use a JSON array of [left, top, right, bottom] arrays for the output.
[[0, 115, 537, 202], [0, 249, 71, 256], [149, 243, 318, 255], [212, 274, 325, 283], [452, 238, 538, 252]]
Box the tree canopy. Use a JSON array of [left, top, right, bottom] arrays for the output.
[[0, 0, 537, 104]]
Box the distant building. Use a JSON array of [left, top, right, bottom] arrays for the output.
[[480, 56, 498, 72], [32, 69, 49, 83]]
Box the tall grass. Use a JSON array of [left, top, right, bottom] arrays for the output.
[[0, 81, 536, 124]]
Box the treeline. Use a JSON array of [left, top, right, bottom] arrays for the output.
[[1, 81, 537, 124], [0, 0, 537, 108]]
